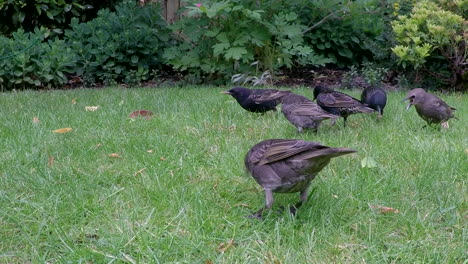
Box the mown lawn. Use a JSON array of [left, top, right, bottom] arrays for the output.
[[0, 86, 466, 263]]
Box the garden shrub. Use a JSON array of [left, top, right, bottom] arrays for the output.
[[65, 1, 171, 85], [163, 0, 332, 83], [301, 0, 388, 67], [391, 0, 467, 89], [0, 28, 76, 91], [0, 0, 123, 36]]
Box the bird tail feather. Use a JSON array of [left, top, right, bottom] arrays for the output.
[[293, 148, 356, 161]]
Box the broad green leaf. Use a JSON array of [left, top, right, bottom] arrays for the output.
[[213, 42, 230, 56], [361, 157, 378, 168], [224, 47, 247, 60], [338, 48, 353, 58]]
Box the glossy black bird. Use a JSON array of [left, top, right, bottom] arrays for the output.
[[280, 93, 339, 133], [403, 88, 456, 128], [361, 85, 387, 117], [222, 87, 290, 113], [313, 85, 375, 127], [245, 139, 356, 219]]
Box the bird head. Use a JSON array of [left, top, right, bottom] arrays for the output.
[[402, 88, 426, 111], [313, 85, 329, 100], [221, 87, 250, 99]]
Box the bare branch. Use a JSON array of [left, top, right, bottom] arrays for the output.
[[302, 10, 343, 34]]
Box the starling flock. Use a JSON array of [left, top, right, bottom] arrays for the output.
[[222, 85, 457, 219]]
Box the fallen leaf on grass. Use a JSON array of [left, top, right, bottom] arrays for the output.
[[109, 153, 121, 158], [160, 157, 166, 161], [205, 260, 213, 264], [217, 239, 235, 253], [53, 128, 73, 133], [71, 98, 77, 104], [465, 149, 468, 155], [369, 204, 400, 214], [234, 203, 249, 207], [129, 110, 154, 120], [32, 116, 40, 124], [85, 106, 100, 111], [133, 168, 146, 177], [361, 157, 378, 168], [48, 156, 54, 167], [147, 149, 153, 153]]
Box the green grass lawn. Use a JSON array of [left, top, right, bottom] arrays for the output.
[[0, 86, 466, 263]]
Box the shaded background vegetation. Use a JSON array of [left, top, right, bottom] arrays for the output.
[[0, 0, 466, 91]]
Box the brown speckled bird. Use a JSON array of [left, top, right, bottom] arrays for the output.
[[313, 85, 375, 127], [280, 93, 339, 133], [244, 139, 356, 219], [222, 87, 290, 113], [403, 88, 456, 128]]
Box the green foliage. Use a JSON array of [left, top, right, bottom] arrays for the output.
[[164, 0, 332, 83], [65, 1, 171, 85], [303, 0, 387, 67], [342, 62, 389, 88], [0, 28, 76, 91], [391, 0, 467, 88], [0, 0, 121, 36]]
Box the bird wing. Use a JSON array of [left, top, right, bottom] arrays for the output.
[[254, 140, 324, 166], [288, 102, 338, 118], [250, 89, 290, 104], [319, 92, 363, 108]]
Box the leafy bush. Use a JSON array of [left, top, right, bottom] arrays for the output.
[[391, 0, 467, 89], [65, 1, 171, 85], [302, 0, 387, 67], [0, 28, 76, 91], [0, 0, 122, 36], [163, 0, 332, 83], [341, 62, 389, 89]]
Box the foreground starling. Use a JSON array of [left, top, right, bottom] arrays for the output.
[[313, 85, 375, 127], [403, 88, 456, 128], [361, 86, 387, 117], [222, 87, 290, 113], [244, 139, 356, 219], [280, 93, 339, 133]]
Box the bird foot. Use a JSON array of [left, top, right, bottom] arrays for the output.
[[245, 213, 263, 220], [289, 206, 298, 216]]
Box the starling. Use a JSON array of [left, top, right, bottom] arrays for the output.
[[280, 93, 339, 133], [403, 88, 456, 128], [361, 86, 387, 117], [222, 87, 290, 113], [313, 85, 375, 127], [244, 139, 356, 219]]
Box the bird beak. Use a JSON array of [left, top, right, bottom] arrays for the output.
[[402, 96, 413, 111], [221, 91, 231, 95], [405, 103, 412, 111]]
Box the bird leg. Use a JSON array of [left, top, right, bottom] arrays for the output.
[[343, 116, 348, 127], [248, 189, 273, 220], [289, 187, 310, 216]]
